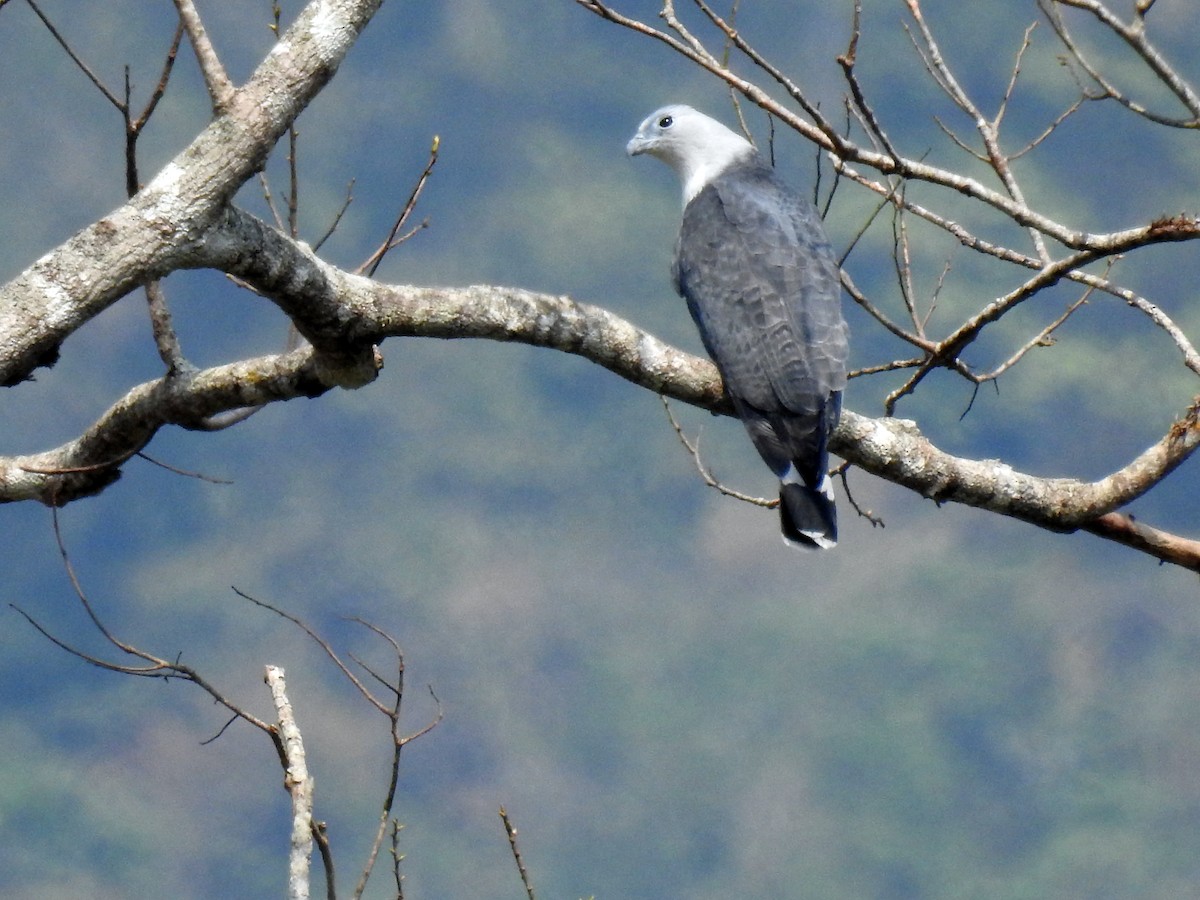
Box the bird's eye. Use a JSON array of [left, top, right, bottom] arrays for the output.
[[658, 115, 674, 129]]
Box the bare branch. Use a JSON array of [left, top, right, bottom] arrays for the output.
[[144, 280, 189, 373], [828, 158, 1200, 380], [24, 0, 123, 109], [346, 620, 442, 900], [0, 0, 387, 390], [313, 179, 357, 252], [390, 820, 406, 900], [173, 0, 235, 111], [1, 345, 375, 505], [265, 665, 316, 900], [904, 1, 1051, 263], [499, 807, 537, 900], [12, 510, 276, 732], [834, 463, 885, 529], [234, 589, 388, 715], [313, 822, 335, 900], [134, 451, 234, 485], [6, 227, 1200, 566], [132, 21, 185, 134], [230, 590, 439, 900], [362, 135, 439, 277], [660, 397, 776, 509], [6, 0, 1200, 581], [1041, 0, 1200, 125], [287, 126, 301, 238], [1007, 93, 1087, 160], [838, 0, 902, 163], [837, 397, 1200, 558], [259, 170, 288, 232], [1083, 512, 1200, 570], [974, 289, 1090, 381], [576, 0, 1200, 250]]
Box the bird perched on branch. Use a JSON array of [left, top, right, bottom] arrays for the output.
[[628, 104, 849, 548]]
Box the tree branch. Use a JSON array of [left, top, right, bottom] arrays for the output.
[[172, 0, 235, 111], [266, 665, 316, 900], [5, 0, 1200, 576], [0, 0, 383, 388], [5, 227, 1199, 567], [574, 0, 1200, 250], [1040, 0, 1200, 125]]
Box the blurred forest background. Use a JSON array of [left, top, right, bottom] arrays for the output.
[[3, 1, 1200, 897]]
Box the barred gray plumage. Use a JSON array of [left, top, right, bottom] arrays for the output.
[[628, 105, 849, 548]]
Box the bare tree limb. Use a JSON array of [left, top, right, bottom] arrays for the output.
[[1039, 0, 1200, 125], [5, 254, 1198, 567], [0, 0, 384, 388], [232, 590, 441, 899], [23, 0, 123, 109], [11, 509, 276, 734], [5, 0, 1200, 575], [574, 0, 1200, 249], [173, 0, 235, 111], [361, 134, 439, 277], [660, 396, 776, 508], [266, 665, 316, 900]]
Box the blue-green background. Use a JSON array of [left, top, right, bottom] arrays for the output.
[[3, 2, 1200, 897]]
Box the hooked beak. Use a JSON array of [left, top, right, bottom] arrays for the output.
[[626, 134, 652, 157]]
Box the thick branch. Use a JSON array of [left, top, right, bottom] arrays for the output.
[[5, 210, 1198, 566], [0, 0, 382, 387], [3, 0, 1198, 576], [0, 345, 375, 504]]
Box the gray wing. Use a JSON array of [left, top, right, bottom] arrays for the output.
[[672, 160, 848, 475]]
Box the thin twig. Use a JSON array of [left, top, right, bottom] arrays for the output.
[[24, 0, 122, 108], [361, 135, 440, 277], [579, 0, 1181, 251], [391, 820, 406, 900], [287, 126, 300, 238], [259, 171, 287, 231], [838, 0, 901, 164], [1040, 0, 1200, 125], [973, 282, 1096, 382], [11, 509, 274, 733], [135, 451, 234, 484], [313, 179, 357, 252], [499, 807, 537, 900], [905, 1, 1051, 264], [832, 463, 884, 528], [234, 588, 385, 712], [232, 591, 441, 900], [661, 397, 776, 508], [144, 280, 189, 372], [312, 822, 335, 900]]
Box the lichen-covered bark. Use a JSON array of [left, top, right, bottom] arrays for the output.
[[2, 0, 1198, 572], [0, 0, 383, 388]]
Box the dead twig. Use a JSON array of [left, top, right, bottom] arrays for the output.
[[361, 135, 440, 277], [231, 589, 442, 900], [499, 807, 537, 900], [661, 397, 776, 509]]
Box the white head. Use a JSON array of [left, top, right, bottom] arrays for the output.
[[627, 104, 756, 205]]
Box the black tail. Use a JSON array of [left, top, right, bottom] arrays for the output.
[[779, 476, 837, 549]]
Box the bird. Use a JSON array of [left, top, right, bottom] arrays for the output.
[[627, 104, 849, 548]]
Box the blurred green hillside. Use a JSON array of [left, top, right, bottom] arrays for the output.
[[2, 2, 1199, 898]]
